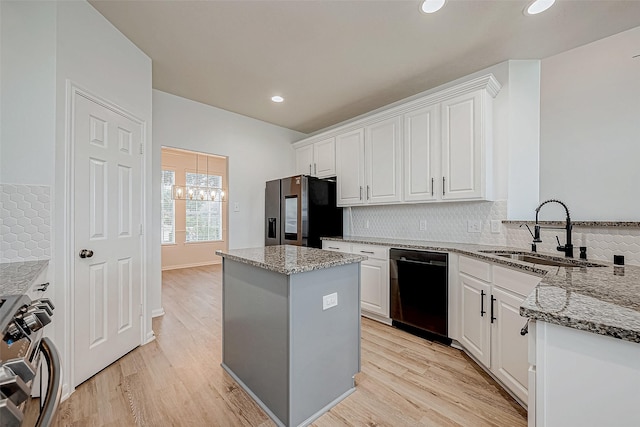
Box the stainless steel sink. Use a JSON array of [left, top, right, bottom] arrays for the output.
[[480, 250, 606, 268]]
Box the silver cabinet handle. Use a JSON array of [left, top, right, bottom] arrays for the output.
[[360, 250, 375, 254], [359, 186, 363, 200], [314, 163, 317, 175], [431, 177, 434, 196], [442, 177, 446, 196], [309, 164, 312, 175], [367, 185, 370, 200], [327, 246, 340, 250]]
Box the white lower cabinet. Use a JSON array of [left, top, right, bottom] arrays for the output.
[[322, 241, 390, 321], [459, 273, 491, 366], [458, 256, 541, 405]]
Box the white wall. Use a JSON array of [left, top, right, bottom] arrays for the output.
[[507, 60, 541, 220], [540, 26, 640, 221], [0, 0, 56, 184], [153, 90, 305, 251], [2, 0, 153, 399]]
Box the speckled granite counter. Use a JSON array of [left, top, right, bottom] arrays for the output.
[[215, 245, 366, 275], [323, 236, 640, 343], [0, 260, 49, 296]]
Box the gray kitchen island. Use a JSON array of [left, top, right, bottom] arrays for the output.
[[215, 245, 366, 427]]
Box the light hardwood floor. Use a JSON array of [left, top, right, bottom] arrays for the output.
[[53, 265, 527, 426]]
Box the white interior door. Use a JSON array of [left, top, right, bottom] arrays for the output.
[[73, 93, 143, 386]]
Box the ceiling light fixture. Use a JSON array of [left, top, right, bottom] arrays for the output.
[[420, 0, 446, 14], [271, 95, 284, 103], [172, 153, 226, 203], [525, 0, 556, 16]]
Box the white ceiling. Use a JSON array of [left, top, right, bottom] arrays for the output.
[[89, 0, 640, 134]]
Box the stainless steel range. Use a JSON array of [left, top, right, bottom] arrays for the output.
[[0, 292, 61, 426]]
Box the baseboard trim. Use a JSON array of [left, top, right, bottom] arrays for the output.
[[151, 307, 165, 318], [361, 311, 392, 326], [161, 260, 221, 271]]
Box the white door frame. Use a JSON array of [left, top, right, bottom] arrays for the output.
[[61, 81, 149, 395]]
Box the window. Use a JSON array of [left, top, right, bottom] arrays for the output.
[[185, 172, 223, 242], [161, 170, 175, 244]]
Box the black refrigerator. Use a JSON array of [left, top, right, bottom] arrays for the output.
[[265, 175, 343, 248]]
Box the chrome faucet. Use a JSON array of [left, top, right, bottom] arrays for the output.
[[533, 199, 573, 258]]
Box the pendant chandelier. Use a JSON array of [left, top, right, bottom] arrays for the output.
[[171, 153, 226, 202]]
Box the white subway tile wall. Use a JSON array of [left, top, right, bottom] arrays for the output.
[[344, 200, 508, 246], [0, 184, 51, 262], [505, 224, 640, 266]]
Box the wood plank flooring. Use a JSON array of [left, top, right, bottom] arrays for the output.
[[53, 264, 527, 426]]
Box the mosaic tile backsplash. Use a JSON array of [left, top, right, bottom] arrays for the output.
[[0, 184, 51, 262], [344, 200, 640, 266], [344, 200, 508, 246]]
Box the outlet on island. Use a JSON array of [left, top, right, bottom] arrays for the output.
[[322, 292, 338, 310], [419, 220, 427, 231]]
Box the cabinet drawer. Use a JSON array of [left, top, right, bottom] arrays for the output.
[[493, 265, 542, 297], [352, 244, 389, 260], [459, 256, 491, 282], [322, 241, 352, 253]]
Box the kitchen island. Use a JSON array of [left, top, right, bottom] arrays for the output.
[[215, 245, 366, 427]]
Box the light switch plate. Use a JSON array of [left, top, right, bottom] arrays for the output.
[[467, 220, 482, 233], [322, 292, 338, 310], [419, 220, 427, 231]]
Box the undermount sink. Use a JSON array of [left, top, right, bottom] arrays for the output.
[[480, 250, 607, 268]]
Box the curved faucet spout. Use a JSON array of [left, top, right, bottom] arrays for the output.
[[534, 199, 573, 258]]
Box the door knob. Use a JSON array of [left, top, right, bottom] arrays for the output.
[[79, 249, 94, 258]]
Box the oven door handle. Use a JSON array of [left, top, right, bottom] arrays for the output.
[[35, 337, 62, 427]]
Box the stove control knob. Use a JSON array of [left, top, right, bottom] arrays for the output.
[[2, 321, 25, 344], [22, 310, 51, 333], [32, 298, 55, 311], [1, 359, 36, 383], [0, 366, 30, 406], [0, 395, 23, 427], [27, 302, 53, 316]]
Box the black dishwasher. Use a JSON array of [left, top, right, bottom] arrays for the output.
[[390, 249, 450, 344]]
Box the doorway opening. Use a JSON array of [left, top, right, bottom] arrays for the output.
[[161, 147, 229, 270]]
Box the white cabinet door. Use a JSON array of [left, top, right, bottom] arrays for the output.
[[441, 91, 484, 200], [365, 117, 402, 204], [321, 240, 351, 253], [313, 137, 336, 178], [459, 273, 491, 366], [295, 145, 314, 176], [336, 129, 365, 206], [404, 105, 439, 202], [491, 285, 530, 404], [360, 257, 389, 318]]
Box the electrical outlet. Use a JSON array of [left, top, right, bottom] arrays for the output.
[[467, 220, 482, 233], [419, 220, 427, 231], [491, 220, 501, 233], [365, 220, 370, 229], [233, 202, 240, 212], [322, 292, 338, 310]]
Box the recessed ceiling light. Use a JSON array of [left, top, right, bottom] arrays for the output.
[[271, 95, 284, 103], [420, 0, 446, 14], [525, 0, 556, 16]]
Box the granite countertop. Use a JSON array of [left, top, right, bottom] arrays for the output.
[[0, 260, 49, 296], [215, 245, 367, 275], [324, 236, 640, 343]]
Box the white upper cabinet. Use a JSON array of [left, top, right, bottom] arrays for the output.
[[336, 129, 365, 205], [365, 117, 402, 204], [441, 90, 489, 201], [403, 104, 439, 202], [336, 118, 402, 206], [294, 74, 501, 206], [295, 144, 314, 176], [313, 137, 336, 177], [294, 137, 336, 178]]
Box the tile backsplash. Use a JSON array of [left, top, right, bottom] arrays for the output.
[[344, 200, 508, 246], [0, 184, 51, 262], [505, 224, 640, 266], [344, 200, 640, 266]]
